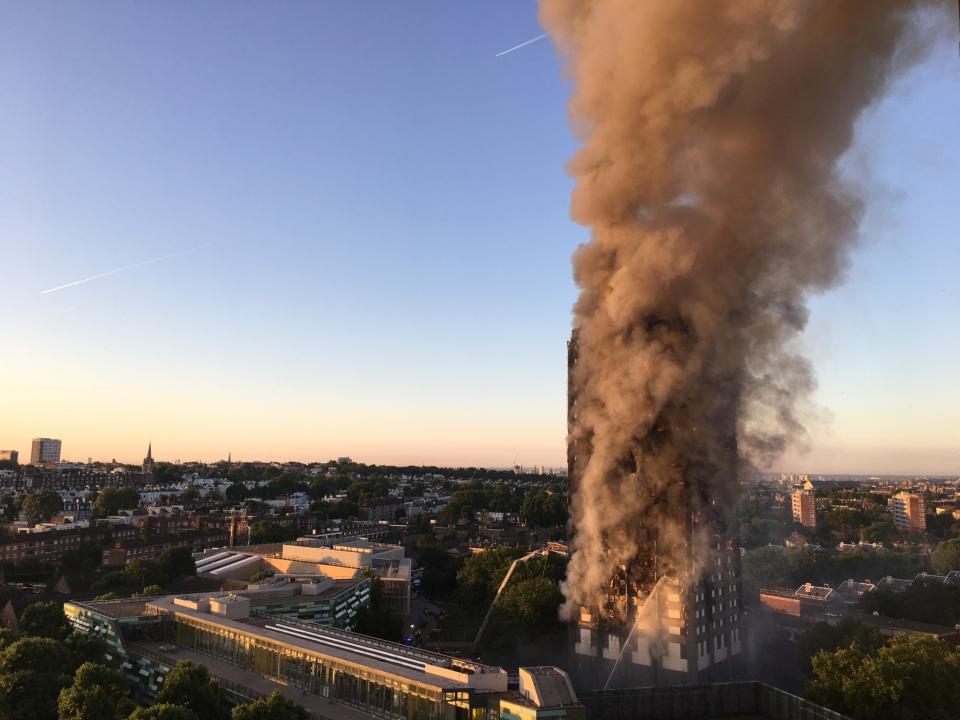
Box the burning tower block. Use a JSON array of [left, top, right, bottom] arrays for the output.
[[566, 333, 743, 688]]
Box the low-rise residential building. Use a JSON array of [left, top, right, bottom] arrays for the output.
[[362, 496, 403, 522], [836, 579, 877, 603], [102, 529, 228, 567], [0, 524, 137, 566]]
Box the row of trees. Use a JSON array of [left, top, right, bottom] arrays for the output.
[[10, 487, 143, 526], [809, 634, 960, 719], [92, 547, 196, 598]]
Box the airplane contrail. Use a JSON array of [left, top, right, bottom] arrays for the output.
[[40, 243, 212, 295], [496, 32, 549, 58]]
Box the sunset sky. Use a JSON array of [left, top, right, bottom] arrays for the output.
[[1, 3, 957, 474]]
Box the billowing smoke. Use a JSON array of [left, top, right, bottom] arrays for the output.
[[542, 0, 945, 618]]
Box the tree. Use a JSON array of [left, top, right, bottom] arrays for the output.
[[249, 521, 301, 544], [124, 559, 169, 590], [20, 491, 63, 525], [0, 495, 16, 521], [353, 577, 403, 642], [128, 705, 198, 720], [57, 662, 133, 720], [520, 490, 567, 527], [20, 601, 71, 640], [798, 618, 884, 664], [413, 535, 460, 598], [232, 691, 309, 720], [91, 571, 131, 595], [248, 569, 274, 584], [825, 507, 861, 537], [64, 632, 112, 669], [0, 637, 74, 720], [158, 547, 196, 578], [860, 582, 960, 627], [156, 661, 230, 720], [808, 635, 960, 720], [93, 488, 139, 517], [932, 538, 960, 576], [225, 483, 247, 502], [179, 486, 200, 504], [457, 547, 523, 608], [495, 577, 563, 635], [860, 517, 896, 545], [739, 517, 786, 549]]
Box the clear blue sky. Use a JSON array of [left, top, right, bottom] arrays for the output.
[[1, 2, 957, 474]]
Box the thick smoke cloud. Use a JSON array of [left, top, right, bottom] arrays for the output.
[[542, 0, 945, 618]]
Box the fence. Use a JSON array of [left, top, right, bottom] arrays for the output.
[[579, 682, 849, 720]]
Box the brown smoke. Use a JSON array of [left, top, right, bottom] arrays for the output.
[[542, 0, 946, 617]]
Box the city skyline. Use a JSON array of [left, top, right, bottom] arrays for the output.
[[2, 3, 958, 475]]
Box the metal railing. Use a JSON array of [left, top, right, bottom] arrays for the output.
[[252, 609, 495, 673], [579, 681, 850, 720]]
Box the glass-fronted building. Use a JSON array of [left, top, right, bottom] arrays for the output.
[[65, 593, 510, 720]]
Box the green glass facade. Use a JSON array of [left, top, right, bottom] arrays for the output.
[[253, 580, 370, 627]]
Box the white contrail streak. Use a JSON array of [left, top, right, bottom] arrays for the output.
[[40, 243, 211, 295], [495, 32, 549, 58]]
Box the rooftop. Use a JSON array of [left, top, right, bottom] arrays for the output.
[[519, 666, 578, 708], [140, 595, 506, 692]]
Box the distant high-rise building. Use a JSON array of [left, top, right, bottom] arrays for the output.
[[30, 438, 61, 465], [891, 492, 926, 531], [142, 442, 155, 476], [0, 450, 18, 465], [791, 482, 817, 528]]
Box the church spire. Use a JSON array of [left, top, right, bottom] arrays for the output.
[[142, 441, 155, 476]]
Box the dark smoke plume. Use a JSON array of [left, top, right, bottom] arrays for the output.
[[542, 0, 946, 618]]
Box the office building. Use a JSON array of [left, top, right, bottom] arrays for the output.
[[0, 450, 17, 464], [891, 492, 926, 531], [195, 538, 413, 616], [790, 482, 817, 528], [64, 593, 581, 720], [566, 334, 743, 688], [274, 539, 412, 615], [244, 576, 371, 628], [30, 437, 61, 465]]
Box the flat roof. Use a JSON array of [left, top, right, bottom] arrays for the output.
[[523, 666, 578, 707], [245, 582, 357, 604], [144, 595, 501, 692], [69, 599, 155, 619]]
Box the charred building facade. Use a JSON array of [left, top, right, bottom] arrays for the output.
[[566, 332, 743, 688]]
